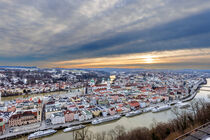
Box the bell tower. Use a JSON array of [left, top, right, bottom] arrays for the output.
[[37, 99, 42, 122], [107, 78, 111, 90]]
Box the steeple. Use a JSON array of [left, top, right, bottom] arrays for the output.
[[107, 78, 111, 90], [90, 78, 95, 86], [102, 78, 105, 84], [37, 98, 42, 122]]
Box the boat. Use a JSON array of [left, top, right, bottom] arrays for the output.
[[92, 114, 121, 125], [175, 102, 190, 109], [143, 107, 154, 113], [63, 125, 86, 133], [152, 105, 171, 113], [169, 101, 178, 106], [179, 103, 190, 109], [28, 129, 57, 139], [125, 110, 142, 117]]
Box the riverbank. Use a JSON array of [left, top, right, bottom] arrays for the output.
[[182, 78, 206, 102], [0, 112, 127, 139], [1, 89, 69, 97], [1, 90, 67, 102], [114, 99, 210, 140], [0, 103, 173, 139]]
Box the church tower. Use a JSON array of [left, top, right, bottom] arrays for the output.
[[107, 78, 111, 90], [90, 79, 95, 86], [37, 99, 42, 122]]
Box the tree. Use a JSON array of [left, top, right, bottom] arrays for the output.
[[73, 127, 92, 140]]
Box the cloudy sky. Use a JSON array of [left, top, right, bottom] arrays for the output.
[[0, 0, 210, 69]]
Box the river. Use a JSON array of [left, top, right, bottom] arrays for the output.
[[12, 78, 210, 140]]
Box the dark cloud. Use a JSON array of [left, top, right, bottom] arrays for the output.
[[0, 0, 210, 69], [56, 10, 210, 59]]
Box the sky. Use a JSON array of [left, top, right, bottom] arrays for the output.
[[0, 0, 210, 69]]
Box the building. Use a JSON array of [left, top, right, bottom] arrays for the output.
[[0, 118, 5, 135], [50, 112, 65, 125], [91, 109, 101, 117], [82, 110, 93, 120], [37, 99, 42, 122], [7, 106, 16, 112], [109, 107, 116, 116], [78, 114, 85, 121], [45, 104, 61, 119], [64, 110, 74, 122], [9, 110, 38, 127]]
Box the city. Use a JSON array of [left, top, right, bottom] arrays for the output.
[[0, 67, 209, 139], [1, 0, 210, 139]]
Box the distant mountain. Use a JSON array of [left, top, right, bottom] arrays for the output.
[[84, 68, 210, 73], [0, 66, 210, 73], [84, 68, 145, 72]]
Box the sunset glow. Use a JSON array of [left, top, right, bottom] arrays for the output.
[[143, 56, 155, 64], [49, 48, 210, 69], [0, 1, 210, 69]]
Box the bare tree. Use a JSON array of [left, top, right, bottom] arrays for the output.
[[73, 127, 92, 140]]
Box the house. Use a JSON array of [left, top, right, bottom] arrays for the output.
[[91, 109, 101, 117], [82, 110, 93, 120], [109, 107, 116, 116], [20, 111, 38, 125], [102, 111, 108, 117], [150, 96, 161, 103], [45, 104, 61, 119], [9, 114, 21, 127], [98, 98, 109, 106], [7, 106, 16, 112], [64, 110, 74, 122], [128, 101, 140, 110], [139, 102, 147, 108], [78, 114, 85, 122], [50, 112, 65, 125], [74, 112, 79, 121], [0, 118, 5, 135], [9, 110, 38, 127]]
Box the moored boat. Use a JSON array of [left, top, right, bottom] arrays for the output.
[[176, 102, 190, 109], [63, 125, 86, 133], [125, 110, 142, 117], [169, 101, 178, 106], [92, 114, 121, 125], [143, 107, 154, 113], [152, 105, 171, 113], [28, 129, 57, 139]]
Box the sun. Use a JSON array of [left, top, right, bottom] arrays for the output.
[[144, 56, 154, 63]]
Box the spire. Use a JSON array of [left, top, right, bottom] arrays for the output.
[[38, 98, 42, 104]]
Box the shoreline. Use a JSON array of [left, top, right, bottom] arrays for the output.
[[182, 78, 206, 102], [1, 89, 68, 98]]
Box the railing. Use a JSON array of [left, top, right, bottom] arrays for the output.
[[175, 121, 210, 140]]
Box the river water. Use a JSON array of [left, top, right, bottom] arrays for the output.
[[12, 79, 210, 140], [1, 91, 67, 102]]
